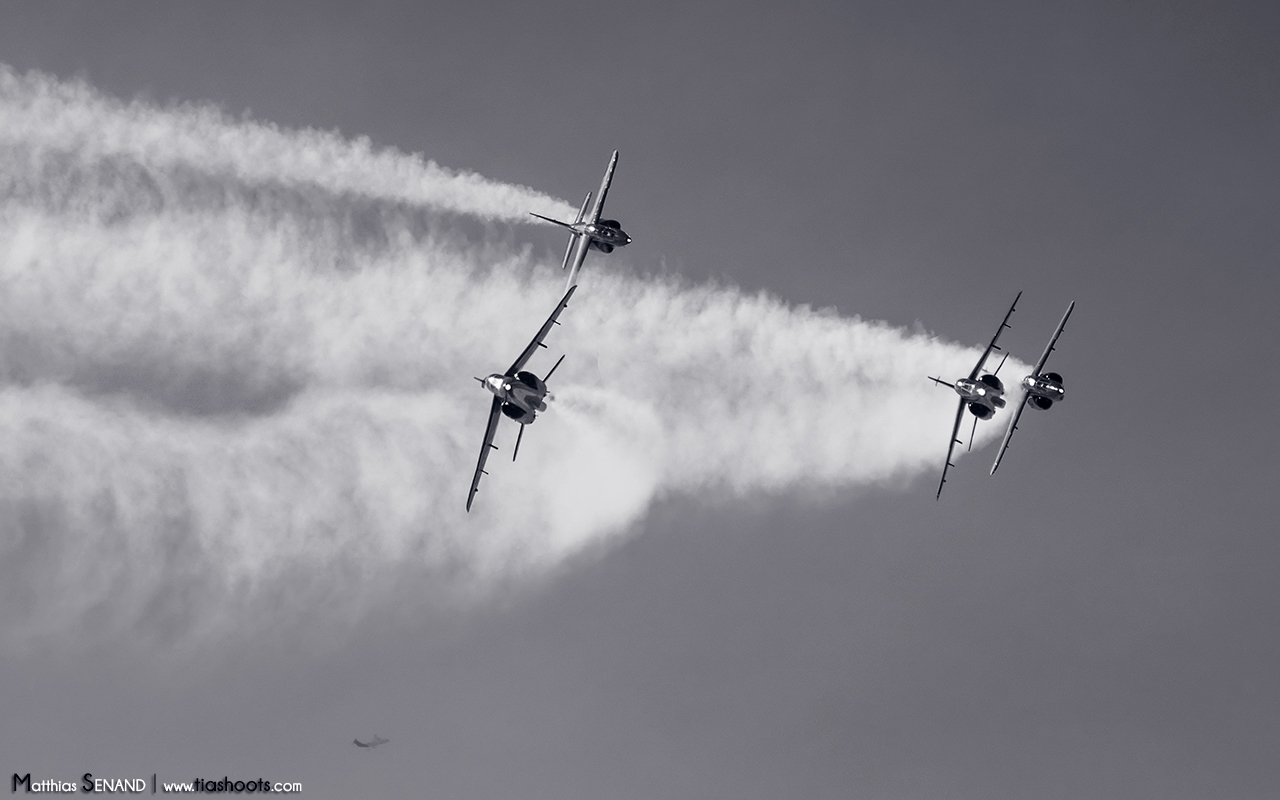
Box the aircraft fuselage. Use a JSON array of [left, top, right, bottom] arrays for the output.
[[1022, 374, 1064, 403], [573, 221, 632, 249], [483, 371, 547, 424], [952, 375, 1006, 419]]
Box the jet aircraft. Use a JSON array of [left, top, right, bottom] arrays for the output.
[[928, 291, 1021, 499], [530, 150, 631, 292], [989, 301, 1075, 474], [353, 736, 388, 748], [467, 286, 576, 512]]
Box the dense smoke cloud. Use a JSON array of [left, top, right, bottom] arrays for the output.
[[0, 68, 1022, 655]]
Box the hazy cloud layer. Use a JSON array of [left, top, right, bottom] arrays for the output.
[[0, 68, 1024, 654]]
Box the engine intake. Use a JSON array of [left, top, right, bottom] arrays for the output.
[[515, 371, 545, 392], [501, 403, 530, 421]]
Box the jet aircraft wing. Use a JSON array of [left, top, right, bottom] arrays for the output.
[[936, 398, 969, 499], [967, 291, 1021, 380], [989, 300, 1074, 474], [989, 391, 1029, 475], [505, 285, 576, 376], [467, 397, 503, 512], [562, 235, 592, 291], [586, 150, 618, 224], [1030, 301, 1075, 377]]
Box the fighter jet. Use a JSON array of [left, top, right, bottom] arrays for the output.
[[989, 301, 1075, 475], [467, 286, 576, 512], [529, 150, 631, 292], [353, 736, 388, 748], [928, 291, 1021, 499]]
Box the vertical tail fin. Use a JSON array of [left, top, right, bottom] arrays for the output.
[[573, 192, 592, 225]]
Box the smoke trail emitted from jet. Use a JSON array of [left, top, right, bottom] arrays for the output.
[[0, 68, 1023, 655], [0, 67, 576, 223]]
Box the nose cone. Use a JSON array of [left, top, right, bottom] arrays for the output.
[[483, 375, 506, 397]]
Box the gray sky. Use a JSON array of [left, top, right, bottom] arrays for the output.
[[2, 1, 1278, 798]]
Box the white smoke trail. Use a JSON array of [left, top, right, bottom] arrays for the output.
[[0, 66, 576, 223], [0, 69, 1024, 655]]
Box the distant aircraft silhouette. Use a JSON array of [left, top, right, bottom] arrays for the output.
[[353, 735, 388, 748]]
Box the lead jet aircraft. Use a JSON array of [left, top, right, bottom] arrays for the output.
[[530, 150, 631, 292], [353, 736, 388, 748], [989, 301, 1075, 475], [467, 286, 576, 512], [928, 291, 1021, 499]]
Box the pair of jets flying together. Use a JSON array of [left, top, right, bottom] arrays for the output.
[[929, 292, 1075, 499], [463, 152, 1074, 508], [466, 152, 632, 512]]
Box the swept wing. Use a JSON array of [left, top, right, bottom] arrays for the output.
[[1031, 301, 1074, 376], [989, 393, 1029, 475], [936, 399, 969, 500], [466, 397, 503, 512], [505, 285, 576, 376], [586, 150, 618, 224], [989, 301, 1074, 475], [968, 291, 1021, 380]]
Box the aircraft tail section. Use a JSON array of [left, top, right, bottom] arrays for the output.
[[573, 192, 592, 224], [529, 212, 574, 229]]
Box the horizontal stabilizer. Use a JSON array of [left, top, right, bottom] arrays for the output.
[[530, 212, 575, 230]]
